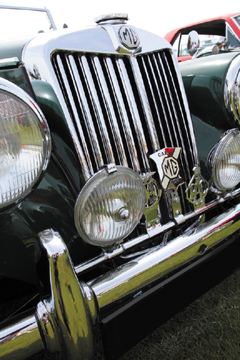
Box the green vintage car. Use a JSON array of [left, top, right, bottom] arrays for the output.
[[1, 6, 240, 360]]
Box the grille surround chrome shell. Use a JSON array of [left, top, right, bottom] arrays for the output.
[[23, 23, 199, 243]]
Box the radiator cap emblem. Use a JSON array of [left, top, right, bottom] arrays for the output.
[[150, 148, 184, 190], [118, 26, 140, 49]]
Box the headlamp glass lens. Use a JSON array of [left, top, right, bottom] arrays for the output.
[[0, 90, 50, 208], [210, 130, 240, 190], [74, 166, 146, 247]]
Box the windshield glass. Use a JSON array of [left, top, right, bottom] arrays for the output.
[[0, 7, 55, 41]]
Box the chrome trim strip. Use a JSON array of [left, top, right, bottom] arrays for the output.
[[91, 200, 240, 310], [151, 54, 174, 145], [81, 55, 115, 165], [157, 52, 191, 211], [0, 312, 44, 360], [170, 51, 199, 166], [141, 55, 167, 148], [62, 54, 96, 173], [117, 58, 150, 171], [92, 56, 128, 167], [157, 53, 180, 147], [55, 54, 92, 179], [68, 54, 103, 170], [157, 53, 191, 180], [163, 52, 194, 173], [104, 57, 140, 171], [130, 57, 160, 152], [75, 188, 240, 274]]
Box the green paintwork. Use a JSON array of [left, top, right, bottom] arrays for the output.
[[0, 76, 99, 283], [180, 52, 240, 132], [0, 68, 25, 89], [179, 52, 240, 181], [0, 157, 74, 283], [0, 155, 100, 283], [0, 36, 31, 61], [191, 114, 222, 180]]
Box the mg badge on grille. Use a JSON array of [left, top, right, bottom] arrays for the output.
[[150, 148, 184, 190], [118, 26, 140, 49]]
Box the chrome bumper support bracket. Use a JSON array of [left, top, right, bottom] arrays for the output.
[[36, 229, 96, 359]]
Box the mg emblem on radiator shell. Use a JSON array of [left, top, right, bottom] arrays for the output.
[[118, 26, 140, 49], [150, 147, 184, 190]]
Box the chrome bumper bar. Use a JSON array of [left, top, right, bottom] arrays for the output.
[[1, 202, 240, 359]]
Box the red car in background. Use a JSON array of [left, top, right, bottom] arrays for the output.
[[165, 13, 240, 62]]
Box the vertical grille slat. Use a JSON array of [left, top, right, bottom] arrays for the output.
[[161, 53, 193, 179], [55, 54, 92, 179], [68, 55, 104, 171], [80, 55, 115, 165], [151, 54, 175, 146], [156, 54, 182, 147], [104, 57, 141, 172], [52, 48, 198, 217], [162, 52, 196, 166], [138, 56, 167, 149], [130, 57, 160, 153], [92, 56, 128, 167], [117, 58, 150, 172], [157, 52, 191, 180]]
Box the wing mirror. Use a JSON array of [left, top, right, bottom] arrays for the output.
[[187, 30, 200, 56]]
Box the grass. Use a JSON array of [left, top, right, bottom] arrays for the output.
[[27, 268, 240, 360], [120, 268, 240, 360]]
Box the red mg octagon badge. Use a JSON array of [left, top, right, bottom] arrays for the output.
[[150, 147, 184, 190]]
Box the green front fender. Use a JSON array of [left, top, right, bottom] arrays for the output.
[[179, 52, 240, 132], [179, 52, 240, 180]]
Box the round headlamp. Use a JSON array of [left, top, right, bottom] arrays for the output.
[[208, 129, 240, 191], [0, 78, 51, 209], [225, 54, 240, 124], [74, 165, 146, 247]]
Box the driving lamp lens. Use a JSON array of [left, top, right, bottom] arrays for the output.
[[74, 166, 146, 247], [0, 84, 50, 208], [209, 129, 240, 190]]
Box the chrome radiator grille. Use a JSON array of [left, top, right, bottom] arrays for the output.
[[52, 49, 197, 215]]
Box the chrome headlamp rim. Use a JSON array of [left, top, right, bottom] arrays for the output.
[[0, 77, 51, 209], [74, 165, 146, 248], [208, 129, 240, 191], [225, 54, 240, 124]]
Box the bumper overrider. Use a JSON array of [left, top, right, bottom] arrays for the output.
[[1, 193, 240, 360]]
